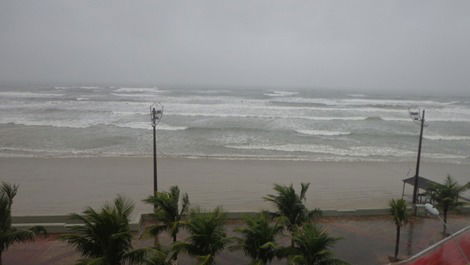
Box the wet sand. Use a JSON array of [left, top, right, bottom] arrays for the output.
[[1, 157, 469, 216]]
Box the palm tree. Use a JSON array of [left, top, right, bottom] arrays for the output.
[[389, 198, 408, 260], [172, 207, 230, 265], [143, 186, 190, 243], [0, 182, 46, 265], [285, 223, 348, 265], [264, 183, 320, 245], [126, 247, 172, 265], [61, 195, 151, 265], [426, 175, 469, 233], [233, 213, 284, 265]]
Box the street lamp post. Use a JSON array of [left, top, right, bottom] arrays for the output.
[[409, 109, 426, 214], [423, 203, 469, 263], [150, 103, 163, 195]]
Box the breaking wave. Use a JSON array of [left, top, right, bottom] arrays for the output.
[[424, 135, 470, 141], [295, 130, 351, 136], [264, 91, 299, 97], [225, 144, 467, 160]]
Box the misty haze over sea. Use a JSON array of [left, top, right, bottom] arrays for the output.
[[1, 85, 469, 164]]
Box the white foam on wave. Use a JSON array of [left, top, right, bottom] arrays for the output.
[[226, 144, 412, 157], [0, 147, 93, 157], [114, 87, 165, 93], [225, 144, 466, 160], [271, 97, 458, 107], [1, 119, 100, 129], [166, 112, 368, 121], [159, 125, 189, 131], [114, 121, 187, 131], [295, 130, 351, 136], [424, 135, 470, 141], [426, 117, 470, 122], [0, 92, 64, 98], [265, 91, 299, 97], [111, 92, 162, 98], [54, 86, 74, 90], [348, 94, 366, 98]]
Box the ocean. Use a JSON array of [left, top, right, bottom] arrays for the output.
[[1, 85, 469, 164]]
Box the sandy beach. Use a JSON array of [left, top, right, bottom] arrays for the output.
[[1, 157, 469, 216]]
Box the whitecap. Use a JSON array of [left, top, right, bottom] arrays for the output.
[[264, 91, 299, 97], [0, 92, 63, 98], [111, 92, 161, 98], [114, 87, 165, 93], [225, 144, 415, 157], [166, 111, 368, 121], [295, 130, 351, 136], [424, 135, 470, 141], [225, 144, 465, 160], [271, 97, 458, 107], [114, 121, 187, 131]]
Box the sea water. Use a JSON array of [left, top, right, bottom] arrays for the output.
[[0, 85, 469, 164]]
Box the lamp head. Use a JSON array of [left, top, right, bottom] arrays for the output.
[[424, 203, 440, 216], [150, 103, 163, 127]]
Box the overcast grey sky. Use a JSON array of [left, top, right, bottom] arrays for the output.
[[0, 0, 469, 94]]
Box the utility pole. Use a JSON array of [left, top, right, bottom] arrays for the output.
[[150, 104, 163, 196], [411, 109, 425, 214], [150, 103, 163, 247], [153, 109, 157, 193]]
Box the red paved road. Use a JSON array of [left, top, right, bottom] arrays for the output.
[[400, 227, 470, 265]]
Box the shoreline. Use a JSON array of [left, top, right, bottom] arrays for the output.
[[1, 156, 469, 216], [2, 153, 470, 164]]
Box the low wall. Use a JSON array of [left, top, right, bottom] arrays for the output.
[[13, 206, 470, 234], [12, 215, 142, 233]]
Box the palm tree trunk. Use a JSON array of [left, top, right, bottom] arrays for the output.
[[154, 235, 160, 247], [172, 234, 177, 262], [443, 208, 448, 234], [394, 225, 401, 259]]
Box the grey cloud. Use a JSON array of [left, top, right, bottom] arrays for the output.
[[0, 0, 469, 95]]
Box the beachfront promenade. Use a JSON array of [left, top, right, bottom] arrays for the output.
[[4, 214, 470, 265]]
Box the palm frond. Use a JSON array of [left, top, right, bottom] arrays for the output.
[[0, 182, 44, 254], [143, 186, 190, 242], [264, 183, 318, 233], [1, 229, 35, 250], [75, 257, 106, 265], [61, 196, 135, 265], [30, 225, 48, 236], [197, 254, 214, 265], [174, 207, 228, 264], [389, 199, 408, 227], [233, 213, 283, 264], [300, 183, 310, 201], [123, 247, 171, 265], [0, 182, 18, 203], [286, 224, 348, 265], [426, 175, 468, 219]]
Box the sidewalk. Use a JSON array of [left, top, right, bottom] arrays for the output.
[[4, 214, 470, 265]]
